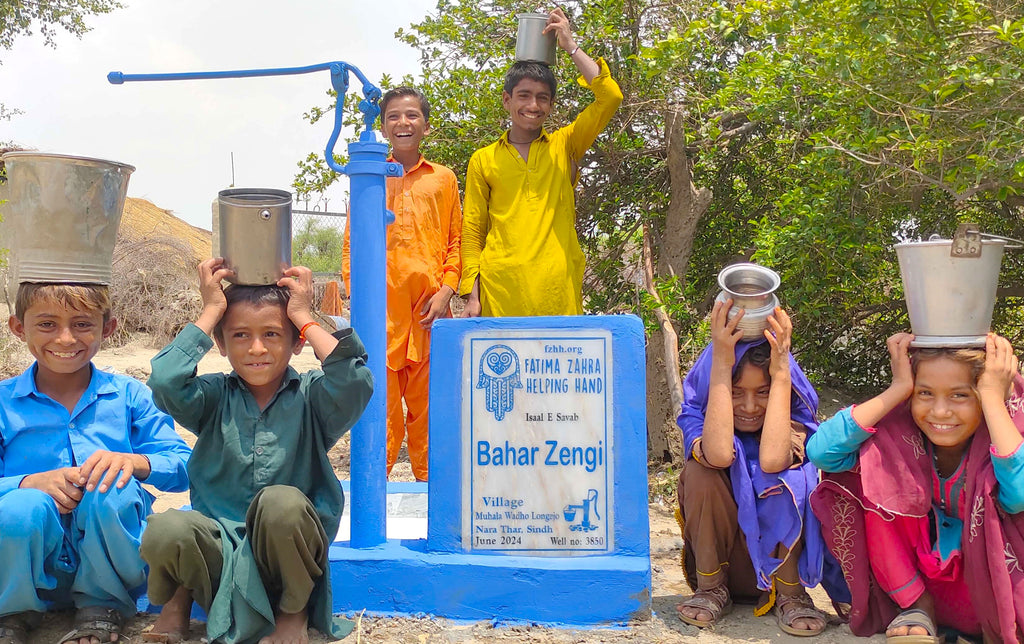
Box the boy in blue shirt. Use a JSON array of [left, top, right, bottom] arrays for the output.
[[0, 283, 191, 644], [141, 259, 373, 644]]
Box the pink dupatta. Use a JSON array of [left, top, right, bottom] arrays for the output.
[[810, 375, 1024, 642]]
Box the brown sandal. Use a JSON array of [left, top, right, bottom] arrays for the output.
[[58, 606, 125, 644], [676, 584, 733, 628], [775, 592, 827, 637]]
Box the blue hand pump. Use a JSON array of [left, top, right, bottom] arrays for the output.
[[109, 62, 400, 548]]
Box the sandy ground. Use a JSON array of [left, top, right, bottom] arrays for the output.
[[2, 331, 883, 643]]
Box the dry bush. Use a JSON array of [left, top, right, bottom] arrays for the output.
[[0, 330, 30, 379], [110, 235, 201, 348]]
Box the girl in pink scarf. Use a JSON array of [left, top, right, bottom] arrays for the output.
[[808, 333, 1024, 643]]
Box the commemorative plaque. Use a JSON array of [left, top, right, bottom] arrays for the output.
[[461, 331, 614, 554]]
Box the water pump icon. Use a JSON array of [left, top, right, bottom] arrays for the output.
[[563, 489, 600, 533]]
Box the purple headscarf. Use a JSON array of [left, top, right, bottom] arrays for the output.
[[678, 339, 849, 602]]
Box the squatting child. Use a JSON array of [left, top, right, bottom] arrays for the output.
[[459, 7, 622, 317], [0, 283, 191, 644], [140, 259, 373, 644], [676, 300, 848, 636], [808, 333, 1024, 643], [342, 86, 462, 481]]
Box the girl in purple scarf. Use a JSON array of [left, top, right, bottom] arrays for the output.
[[676, 300, 849, 636], [808, 333, 1024, 643]]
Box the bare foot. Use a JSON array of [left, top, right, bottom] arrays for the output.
[[144, 586, 193, 643], [258, 609, 308, 644]]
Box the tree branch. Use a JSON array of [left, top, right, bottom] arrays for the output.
[[643, 223, 684, 412]]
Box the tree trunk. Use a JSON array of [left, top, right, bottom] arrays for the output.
[[645, 105, 713, 464]]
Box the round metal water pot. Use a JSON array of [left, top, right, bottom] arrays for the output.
[[2, 152, 134, 285], [515, 13, 557, 65], [896, 237, 1005, 347], [217, 188, 292, 285], [715, 263, 782, 341]]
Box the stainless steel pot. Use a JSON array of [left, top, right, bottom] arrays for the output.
[[217, 188, 292, 285], [1, 152, 134, 285], [715, 263, 782, 341], [515, 13, 556, 65]]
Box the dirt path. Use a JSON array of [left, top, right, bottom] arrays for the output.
[[15, 336, 883, 643]]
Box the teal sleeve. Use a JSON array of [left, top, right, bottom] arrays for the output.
[[307, 328, 374, 448], [806, 406, 875, 473], [993, 442, 1024, 514], [148, 323, 221, 434]]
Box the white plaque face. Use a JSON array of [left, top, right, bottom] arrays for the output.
[[461, 331, 614, 554]]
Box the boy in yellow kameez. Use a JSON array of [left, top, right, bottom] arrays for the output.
[[459, 8, 622, 317]]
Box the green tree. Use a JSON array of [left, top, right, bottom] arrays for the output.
[[297, 0, 1024, 462], [1, 0, 123, 142], [0, 0, 122, 50], [292, 218, 345, 275]]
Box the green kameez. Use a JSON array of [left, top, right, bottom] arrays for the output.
[[148, 323, 373, 643]]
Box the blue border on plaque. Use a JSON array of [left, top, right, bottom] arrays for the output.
[[428, 315, 649, 558]]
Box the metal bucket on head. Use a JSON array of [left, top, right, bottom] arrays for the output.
[[2, 152, 134, 285], [217, 188, 292, 285], [716, 263, 782, 341], [896, 226, 1006, 348], [515, 13, 557, 65]]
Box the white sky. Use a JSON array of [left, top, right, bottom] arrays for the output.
[[0, 0, 436, 229]]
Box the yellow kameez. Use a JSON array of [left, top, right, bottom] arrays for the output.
[[458, 58, 623, 317]]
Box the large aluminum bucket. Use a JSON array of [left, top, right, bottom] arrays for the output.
[[515, 13, 556, 65], [896, 237, 1005, 347], [217, 188, 292, 285], [1, 152, 134, 285]]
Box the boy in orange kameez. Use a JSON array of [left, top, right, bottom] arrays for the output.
[[342, 87, 462, 481]]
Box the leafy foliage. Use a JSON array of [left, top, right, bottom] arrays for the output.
[[0, 0, 122, 50], [292, 219, 345, 274], [297, 0, 1024, 396]]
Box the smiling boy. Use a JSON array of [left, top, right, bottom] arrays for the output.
[[459, 8, 622, 318], [142, 260, 373, 644], [341, 87, 462, 481], [0, 283, 190, 644]]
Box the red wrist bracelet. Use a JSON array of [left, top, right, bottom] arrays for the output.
[[299, 321, 320, 341]]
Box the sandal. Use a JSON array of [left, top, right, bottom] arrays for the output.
[[885, 608, 942, 643], [0, 612, 42, 644], [775, 592, 827, 637], [676, 584, 733, 628], [59, 606, 125, 644]]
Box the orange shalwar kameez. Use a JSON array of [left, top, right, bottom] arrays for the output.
[[342, 156, 461, 480]]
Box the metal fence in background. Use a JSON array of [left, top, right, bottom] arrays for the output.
[[291, 207, 348, 279]]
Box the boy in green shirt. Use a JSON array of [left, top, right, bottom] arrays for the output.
[[140, 258, 373, 644]]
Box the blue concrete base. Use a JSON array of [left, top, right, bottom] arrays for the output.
[[328, 539, 651, 626]]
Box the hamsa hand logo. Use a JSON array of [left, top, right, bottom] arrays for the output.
[[477, 344, 522, 421]]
